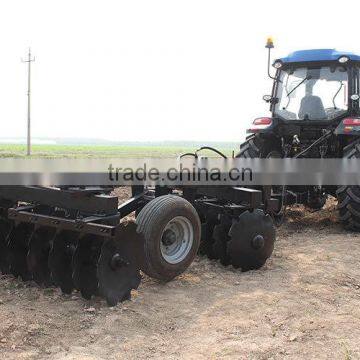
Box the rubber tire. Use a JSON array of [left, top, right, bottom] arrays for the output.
[[236, 134, 285, 224], [236, 134, 280, 159], [337, 140, 360, 231], [136, 195, 201, 281]]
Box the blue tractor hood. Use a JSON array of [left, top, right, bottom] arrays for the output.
[[278, 49, 360, 64]]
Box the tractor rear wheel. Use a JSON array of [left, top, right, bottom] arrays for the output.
[[337, 141, 360, 231], [136, 195, 201, 281], [236, 134, 285, 222], [236, 134, 281, 159]]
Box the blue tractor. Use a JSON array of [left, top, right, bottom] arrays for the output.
[[237, 39, 360, 229]]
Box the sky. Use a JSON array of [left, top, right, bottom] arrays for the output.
[[1, 0, 360, 143]]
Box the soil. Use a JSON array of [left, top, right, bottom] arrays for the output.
[[0, 194, 360, 359]]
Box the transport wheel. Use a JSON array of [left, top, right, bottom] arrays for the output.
[[136, 195, 201, 281], [227, 209, 275, 271], [337, 141, 360, 231]]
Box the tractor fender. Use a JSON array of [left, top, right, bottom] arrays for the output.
[[334, 119, 360, 136], [246, 117, 278, 135]]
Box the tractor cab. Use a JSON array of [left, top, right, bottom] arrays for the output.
[[271, 49, 360, 122], [250, 39, 360, 134]]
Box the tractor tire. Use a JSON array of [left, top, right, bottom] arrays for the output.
[[136, 195, 201, 281], [236, 134, 281, 159], [337, 141, 360, 231], [236, 134, 284, 223]]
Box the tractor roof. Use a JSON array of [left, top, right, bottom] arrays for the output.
[[278, 49, 360, 64]]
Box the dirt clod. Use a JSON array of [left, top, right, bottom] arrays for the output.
[[84, 307, 96, 313]]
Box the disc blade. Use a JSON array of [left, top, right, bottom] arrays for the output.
[[198, 209, 220, 257], [0, 219, 13, 274], [72, 234, 102, 300], [7, 223, 34, 280], [97, 222, 142, 306], [211, 223, 231, 266], [227, 209, 275, 271], [48, 230, 78, 294], [27, 226, 56, 286], [198, 221, 217, 257]]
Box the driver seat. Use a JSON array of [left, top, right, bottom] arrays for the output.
[[298, 95, 326, 120]]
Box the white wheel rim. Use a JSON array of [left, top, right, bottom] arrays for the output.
[[160, 216, 194, 264]]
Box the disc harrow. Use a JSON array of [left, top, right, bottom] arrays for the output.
[[227, 209, 275, 271], [0, 185, 278, 306], [198, 209, 276, 271], [0, 217, 143, 305]]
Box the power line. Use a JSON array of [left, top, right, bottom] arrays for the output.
[[22, 48, 35, 156]]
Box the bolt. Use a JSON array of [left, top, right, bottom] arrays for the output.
[[110, 253, 129, 270], [251, 235, 265, 250]]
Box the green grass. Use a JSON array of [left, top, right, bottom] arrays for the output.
[[0, 144, 236, 158]]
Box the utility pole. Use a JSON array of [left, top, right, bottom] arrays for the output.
[[22, 48, 35, 156]]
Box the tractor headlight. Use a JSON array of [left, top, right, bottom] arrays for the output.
[[273, 61, 283, 69], [338, 56, 350, 64]]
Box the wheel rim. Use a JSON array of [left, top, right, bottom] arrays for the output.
[[160, 216, 194, 264]]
